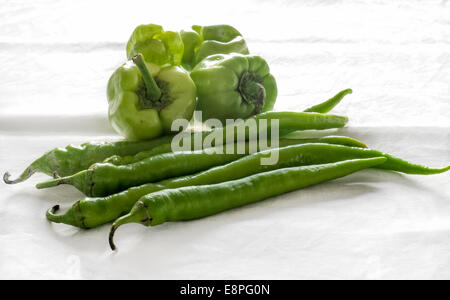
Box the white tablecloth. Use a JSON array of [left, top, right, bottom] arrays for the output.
[[0, 0, 449, 279]]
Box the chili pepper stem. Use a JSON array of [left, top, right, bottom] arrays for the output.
[[109, 224, 119, 251], [3, 168, 36, 184], [109, 215, 133, 251], [132, 53, 161, 102], [36, 177, 67, 189], [109, 201, 151, 251], [36, 169, 90, 195]]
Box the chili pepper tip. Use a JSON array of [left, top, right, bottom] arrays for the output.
[[108, 213, 139, 251], [109, 225, 118, 251]]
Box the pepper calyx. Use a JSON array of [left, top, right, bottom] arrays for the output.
[[137, 78, 172, 111], [238, 71, 266, 114], [132, 53, 173, 111]]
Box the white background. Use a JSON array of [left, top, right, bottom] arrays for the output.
[[0, 0, 449, 279]]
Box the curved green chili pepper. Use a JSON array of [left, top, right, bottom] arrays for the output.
[[46, 143, 448, 229], [277, 88, 353, 137], [38, 143, 253, 197], [304, 89, 353, 113], [3, 135, 174, 184], [104, 135, 367, 166], [108, 157, 387, 250]]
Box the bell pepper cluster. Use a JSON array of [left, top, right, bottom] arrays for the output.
[[107, 24, 276, 140]]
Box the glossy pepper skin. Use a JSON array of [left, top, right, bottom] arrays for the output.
[[2, 136, 174, 184], [45, 140, 369, 229], [126, 24, 184, 67], [107, 54, 196, 140], [191, 53, 277, 123], [46, 141, 450, 230], [105, 135, 367, 166], [109, 158, 387, 250], [180, 24, 249, 70]]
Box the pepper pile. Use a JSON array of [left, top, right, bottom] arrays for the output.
[[3, 24, 449, 251], [108, 24, 275, 140]]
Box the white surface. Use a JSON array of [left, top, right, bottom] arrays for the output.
[[0, 0, 449, 279]]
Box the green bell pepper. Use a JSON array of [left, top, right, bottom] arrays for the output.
[[126, 24, 184, 67], [107, 54, 196, 141], [190, 53, 277, 123], [180, 24, 249, 70]]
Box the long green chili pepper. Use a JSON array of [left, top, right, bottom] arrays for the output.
[[46, 143, 448, 229], [5, 111, 347, 185], [108, 157, 387, 250], [36, 112, 349, 196], [3, 135, 174, 184], [211, 111, 349, 138], [277, 89, 352, 137], [105, 135, 368, 166], [37, 142, 254, 197], [304, 89, 353, 113]]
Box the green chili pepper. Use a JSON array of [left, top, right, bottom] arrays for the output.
[[126, 24, 184, 67], [3, 135, 174, 184], [304, 89, 353, 113], [107, 53, 197, 141], [37, 111, 349, 196], [46, 143, 448, 229], [190, 53, 277, 123], [104, 135, 367, 166], [180, 24, 249, 70], [37, 143, 251, 197], [108, 157, 387, 250], [273, 88, 353, 139], [6, 111, 346, 185]]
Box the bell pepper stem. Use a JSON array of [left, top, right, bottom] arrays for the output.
[[132, 53, 162, 102]]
